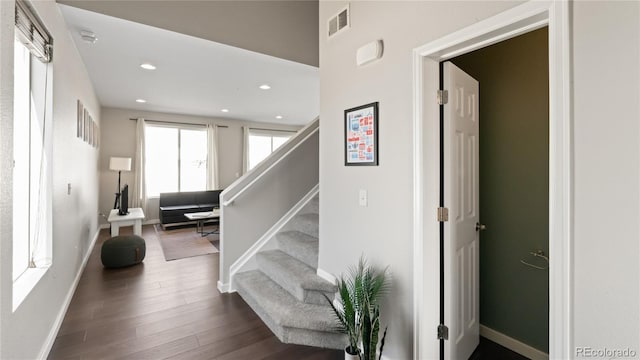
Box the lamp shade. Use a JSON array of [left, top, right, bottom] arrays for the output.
[[109, 157, 132, 171]]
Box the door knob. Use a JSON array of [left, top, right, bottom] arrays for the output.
[[475, 223, 486, 231]]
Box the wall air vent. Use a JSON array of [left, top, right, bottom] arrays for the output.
[[328, 5, 350, 38]]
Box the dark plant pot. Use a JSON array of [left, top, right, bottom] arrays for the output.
[[345, 346, 359, 360]]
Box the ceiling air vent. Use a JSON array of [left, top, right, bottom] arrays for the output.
[[328, 5, 349, 38]]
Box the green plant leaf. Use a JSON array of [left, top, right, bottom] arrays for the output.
[[329, 255, 390, 360], [378, 326, 387, 360]]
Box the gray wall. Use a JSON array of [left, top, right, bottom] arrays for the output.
[[452, 27, 549, 352], [58, 0, 319, 67], [221, 129, 319, 286], [0, 0, 101, 358], [319, 1, 640, 359], [99, 107, 301, 223]]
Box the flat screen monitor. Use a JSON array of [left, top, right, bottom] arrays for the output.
[[119, 184, 129, 215]]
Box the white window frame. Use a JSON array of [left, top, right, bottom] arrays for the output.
[[247, 128, 295, 170], [12, 20, 54, 311], [144, 122, 208, 198]]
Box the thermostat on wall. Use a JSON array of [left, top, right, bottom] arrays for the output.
[[357, 40, 383, 66]]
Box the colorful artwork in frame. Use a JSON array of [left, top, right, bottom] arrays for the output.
[[344, 102, 378, 166]]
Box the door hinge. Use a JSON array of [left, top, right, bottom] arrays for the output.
[[437, 90, 448, 105], [437, 207, 449, 222], [437, 324, 449, 340]]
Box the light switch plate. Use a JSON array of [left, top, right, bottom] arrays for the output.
[[359, 189, 368, 207]]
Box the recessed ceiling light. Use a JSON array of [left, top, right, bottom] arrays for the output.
[[221, 109, 229, 113], [259, 84, 271, 90], [140, 63, 156, 70], [275, 115, 283, 119], [136, 99, 146, 103]]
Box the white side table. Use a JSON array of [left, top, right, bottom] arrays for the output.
[[108, 208, 145, 236]]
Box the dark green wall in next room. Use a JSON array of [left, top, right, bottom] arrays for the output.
[[452, 27, 549, 353]]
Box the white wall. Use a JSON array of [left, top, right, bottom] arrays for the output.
[[572, 0, 640, 355], [0, 0, 101, 358], [319, 1, 640, 359], [318, 2, 521, 358], [99, 107, 301, 223]]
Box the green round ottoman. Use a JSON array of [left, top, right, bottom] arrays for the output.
[[101, 235, 146, 268]]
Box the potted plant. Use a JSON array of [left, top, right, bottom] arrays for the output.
[[325, 256, 390, 360], [326, 275, 361, 359]]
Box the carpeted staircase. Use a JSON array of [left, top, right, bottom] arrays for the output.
[[234, 195, 346, 349]]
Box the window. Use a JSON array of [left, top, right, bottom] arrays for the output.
[[12, 0, 54, 311], [248, 129, 295, 170], [13, 38, 31, 282], [145, 124, 208, 197]]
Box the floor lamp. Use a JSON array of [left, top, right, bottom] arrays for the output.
[[109, 157, 132, 210]]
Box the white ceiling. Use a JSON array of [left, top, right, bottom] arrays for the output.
[[59, 4, 320, 126]]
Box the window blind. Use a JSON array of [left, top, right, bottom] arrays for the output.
[[15, 0, 52, 63]]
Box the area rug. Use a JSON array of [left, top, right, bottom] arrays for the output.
[[156, 225, 219, 261]]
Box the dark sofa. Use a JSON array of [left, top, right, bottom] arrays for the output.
[[159, 190, 222, 228]]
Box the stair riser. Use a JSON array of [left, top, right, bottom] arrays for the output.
[[304, 290, 336, 306], [257, 258, 334, 306], [281, 326, 346, 350], [277, 238, 318, 268], [307, 196, 319, 214], [289, 216, 319, 238]]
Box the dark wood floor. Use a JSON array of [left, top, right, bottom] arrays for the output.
[[469, 337, 531, 360], [48, 225, 342, 360]]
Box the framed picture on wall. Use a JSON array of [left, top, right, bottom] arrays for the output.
[[90, 116, 95, 146], [95, 124, 100, 148], [344, 102, 379, 166], [77, 100, 83, 139], [83, 108, 89, 142], [93, 120, 98, 148]]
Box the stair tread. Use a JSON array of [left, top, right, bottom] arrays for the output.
[[296, 213, 319, 222], [234, 270, 338, 332], [277, 230, 317, 242], [257, 250, 336, 293], [276, 231, 318, 268]]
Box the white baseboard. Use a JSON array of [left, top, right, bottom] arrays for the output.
[[39, 227, 100, 359], [227, 184, 319, 292], [480, 325, 548, 360], [217, 280, 235, 293], [317, 267, 337, 285]]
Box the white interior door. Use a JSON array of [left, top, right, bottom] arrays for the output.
[[443, 61, 480, 360]]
